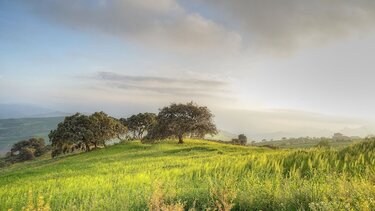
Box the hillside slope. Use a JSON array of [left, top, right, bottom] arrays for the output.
[[1, 139, 375, 210]]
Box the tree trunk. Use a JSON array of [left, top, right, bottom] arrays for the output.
[[85, 144, 90, 152], [178, 134, 184, 144]]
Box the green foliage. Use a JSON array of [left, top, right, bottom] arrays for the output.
[[231, 134, 247, 145], [19, 148, 35, 161], [146, 102, 217, 143], [49, 113, 94, 156], [6, 138, 46, 163], [49, 112, 127, 157], [315, 140, 331, 148], [90, 112, 127, 148], [1, 139, 375, 210], [119, 112, 157, 140]]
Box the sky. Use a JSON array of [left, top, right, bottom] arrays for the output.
[[2, 0, 375, 139]]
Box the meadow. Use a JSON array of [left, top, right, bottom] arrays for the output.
[[1, 139, 375, 210]]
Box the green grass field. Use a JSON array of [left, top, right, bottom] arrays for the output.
[[1, 139, 375, 210]]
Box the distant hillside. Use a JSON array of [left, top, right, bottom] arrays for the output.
[[0, 117, 64, 155], [205, 130, 236, 141], [254, 136, 364, 149], [0, 104, 68, 119]]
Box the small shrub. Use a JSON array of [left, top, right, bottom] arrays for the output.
[[316, 140, 331, 148]]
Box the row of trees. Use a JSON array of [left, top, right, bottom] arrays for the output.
[[49, 112, 127, 157], [48, 102, 218, 157], [0, 102, 246, 166]]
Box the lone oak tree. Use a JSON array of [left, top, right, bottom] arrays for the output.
[[148, 102, 217, 144]]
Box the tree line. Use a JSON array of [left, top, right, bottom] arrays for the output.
[[0, 102, 218, 164], [52, 102, 217, 156], [48, 111, 127, 157]]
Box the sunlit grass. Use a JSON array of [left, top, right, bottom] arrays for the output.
[[1, 139, 375, 210]]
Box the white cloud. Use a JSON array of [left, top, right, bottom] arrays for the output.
[[22, 0, 242, 54], [87, 71, 231, 99], [200, 0, 375, 54], [20, 0, 375, 55]]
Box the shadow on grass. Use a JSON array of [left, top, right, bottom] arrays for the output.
[[165, 147, 218, 155]]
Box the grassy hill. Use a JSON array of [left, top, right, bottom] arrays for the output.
[[1, 139, 375, 210], [0, 117, 64, 155]]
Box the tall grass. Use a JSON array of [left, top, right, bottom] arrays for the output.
[[1, 139, 375, 210]]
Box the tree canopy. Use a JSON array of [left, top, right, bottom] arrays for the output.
[[232, 134, 247, 145], [120, 112, 157, 140], [90, 112, 127, 147], [8, 138, 46, 162], [49, 112, 127, 157], [146, 102, 217, 143]]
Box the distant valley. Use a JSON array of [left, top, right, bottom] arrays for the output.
[[0, 104, 68, 119], [0, 117, 64, 155]]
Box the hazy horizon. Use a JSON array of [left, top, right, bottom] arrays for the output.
[[2, 0, 375, 139]]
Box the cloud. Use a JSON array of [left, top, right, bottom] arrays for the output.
[[20, 0, 375, 54], [21, 0, 241, 54], [88, 71, 230, 98], [200, 0, 375, 53]]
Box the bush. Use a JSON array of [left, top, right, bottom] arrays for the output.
[[315, 140, 331, 148], [232, 134, 247, 145], [5, 138, 48, 164], [19, 148, 35, 161]]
